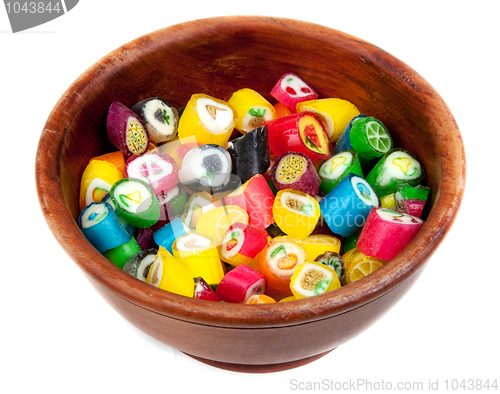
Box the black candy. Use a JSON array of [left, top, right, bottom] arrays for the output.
[[227, 126, 270, 183]]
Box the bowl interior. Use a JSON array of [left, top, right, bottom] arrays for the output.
[[36, 16, 465, 327]]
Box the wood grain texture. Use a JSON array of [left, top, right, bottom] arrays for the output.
[[35, 16, 466, 368]]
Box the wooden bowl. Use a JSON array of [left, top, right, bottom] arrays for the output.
[[35, 16, 465, 372]]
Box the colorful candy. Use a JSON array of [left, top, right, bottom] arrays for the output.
[[131, 97, 179, 144], [366, 148, 425, 197], [107, 101, 149, 159], [270, 151, 320, 196], [194, 277, 220, 302], [271, 72, 318, 111], [147, 247, 194, 297], [178, 144, 233, 193], [125, 152, 178, 196], [78, 77, 432, 304], [177, 93, 236, 146], [123, 248, 158, 282], [296, 98, 360, 142], [227, 88, 277, 133], [216, 264, 266, 303], [257, 236, 306, 292], [273, 189, 320, 239], [357, 207, 424, 261], [195, 205, 249, 246], [103, 237, 142, 269], [78, 201, 131, 253], [223, 174, 275, 230], [320, 173, 380, 238], [296, 234, 341, 261], [290, 262, 341, 299], [79, 160, 123, 210], [314, 251, 347, 286], [226, 125, 270, 183], [394, 184, 430, 218], [109, 178, 160, 228], [172, 232, 225, 285], [317, 150, 363, 195], [349, 116, 393, 161], [218, 222, 269, 267], [153, 217, 190, 254], [266, 111, 332, 162]]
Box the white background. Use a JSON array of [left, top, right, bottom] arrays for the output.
[[1, 1, 499, 393]]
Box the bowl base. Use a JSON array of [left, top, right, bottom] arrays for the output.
[[183, 348, 335, 373]]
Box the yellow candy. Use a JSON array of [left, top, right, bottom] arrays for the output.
[[380, 193, 397, 210], [342, 247, 386, 283], [195, 205, 248, 246], [147, 247, 194, 297], [79, 160, 123, 210], [290, 261, 341, 299], [297, 234, 341, 261], [273, 189, 320, 239], [297, 98, 360, 143], [227, 88, 277, 133], [172, 232, 225, 285], [177, 93, 236, 146]]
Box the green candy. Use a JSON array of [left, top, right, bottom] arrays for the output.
[[103, 237, 142, 269], [318, 150, 363, 195], [350, 117, 393, 161], [366, 148, 425, 197], [110, 178, 160, 228]]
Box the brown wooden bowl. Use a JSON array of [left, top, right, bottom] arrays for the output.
[[35, 16, 465, 372]]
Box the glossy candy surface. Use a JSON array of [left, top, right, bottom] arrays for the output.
[[227, 88, 276, 133], [320, 173, 380, 237], [357, 207, 424, 261], [273, 189, 320, 239], [226, 126, 270, 183], [271, 151, 320, 196], [266, 112, 331, 162], [107, 101, 149, 159], [178, 93, 236, 146], [131, 97, 179, 144], [296, 98, 360, 142], [271, 73, 318, 111]]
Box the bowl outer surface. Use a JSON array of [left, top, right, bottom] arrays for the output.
[[36, 16, 465, 329]]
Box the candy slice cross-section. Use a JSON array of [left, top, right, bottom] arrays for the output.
[[131, 97, 179, 144], [349, 117, 393, 161], [178, 144, 232, 193], [257, 236, 307, 292], [177, 94, 236, 146], [271, 151, 320, 196], [366, 148, 425, 197], [271, 73, 318, 111], [123, 248, 158, 282], [227, 88, 277, 133], [319, 173, 380, 238], [110, 178, 160, 228], [147, 247, 194, 297], [317, 150, 363, 195], [273, 189, 320, 239], [125, 152, 178, 196], [357, 207, 425, 260], [290, 262, 340, 299]]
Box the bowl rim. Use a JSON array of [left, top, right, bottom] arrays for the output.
[[35, 15, 466, 328]]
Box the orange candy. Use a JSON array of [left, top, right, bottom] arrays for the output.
[[244, 294, 276, 304], [256, 236, 306, 292]]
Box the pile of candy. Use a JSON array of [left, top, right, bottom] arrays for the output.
[[78, 72, 430, 303]]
